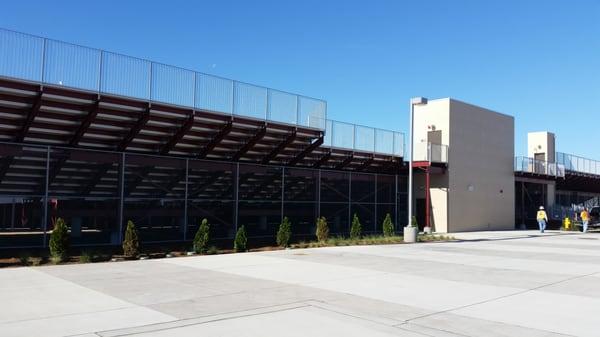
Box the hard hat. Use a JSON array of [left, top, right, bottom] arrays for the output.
[[539, 206, 544, 210]]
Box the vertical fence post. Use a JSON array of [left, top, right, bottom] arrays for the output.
[[148, 62, 153, 101], [281, 167, 285, 223], [40, 38, 47, 83], [234, 162, 239, 232], [374, 174, 377, 233], [118, 152, 125, 243], [348, 172, 352, 233], [42, 146, 50, 247], [373, 129, 377, 153], [183, 158, 189, 241], [193, 72, 197, 109], [395, 174, 398, 229], [97, 51, 103, 93], [265, 88, 270, 121], [231, 81, 236, 115], [352, 125, 356, 151], [331, 121, 335, 148], [317, 169, 321, 218], [295, 96, 300, 126]]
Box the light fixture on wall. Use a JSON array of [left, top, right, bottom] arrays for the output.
[[467, 184, 475, 192]]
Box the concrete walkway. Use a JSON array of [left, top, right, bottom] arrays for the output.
[[2, 230, 599, 336]]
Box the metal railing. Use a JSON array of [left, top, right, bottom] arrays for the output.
[[514, 157, 565, 178], [0, 28, 327, 130], [323, 119, 404, 157], [412, 142, 448, 163], [0, 28, 409, 157], [556, 152, 600, 176]]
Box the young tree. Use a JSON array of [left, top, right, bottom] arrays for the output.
[[234, 225, 247, 252], [49, 217, 69, 262], [193, 218, 210, 254], [411, 216, 419, 228], [350, 213, 362, 239], [316, 216, 329, 242], [122, 220, 140, 258], [276, 216, 292, 248], [382, 213, 395, 237]]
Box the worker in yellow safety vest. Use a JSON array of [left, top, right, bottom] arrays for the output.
[[581, 208, 590, 233], [536, 206, 548, 233]]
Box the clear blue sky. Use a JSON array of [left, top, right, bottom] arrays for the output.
[[1, 0, 599, 158]]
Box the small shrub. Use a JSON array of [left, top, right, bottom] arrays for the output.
[[234, 225, 247, 252], [277, 217, 292, 248], [79, 250, 92, 263], [193, 218, 210, 254], [122, 220, 140, 258], [383, 213, 394, 237], [19, 252, 31, 266], [316, 216, 329, 242], [410, 216, 419, 228], [296, 241, 308, 249], [350, 213, 362, 239], [30, 257, 42, 266], [49, 218, 69, 262], [207, 245, 218, 255]]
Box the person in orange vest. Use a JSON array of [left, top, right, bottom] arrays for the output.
[[581, 208, 590, 233], [536, 206, 548, 233]]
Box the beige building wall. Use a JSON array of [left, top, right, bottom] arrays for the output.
[[447, 99, 514, 232], [413, 99, 450, 162], [527, 132, 556, 163], [413, 99, 450, 232], [412, 98, 515, 233]]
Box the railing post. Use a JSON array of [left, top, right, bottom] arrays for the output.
[[149, 62, 153, 101], [231, 81, 236, 115], [373, 129, 377, 153], [97, 50, 103, 93], [265, 88, 270, 121], [41, 38, 47, 83], [192, 72, 197, 109], [295, 95, 300, 125], [331, 121, 335, 147], [427, 142, 432, 163]]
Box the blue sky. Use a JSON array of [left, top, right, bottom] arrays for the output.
[[1, 0, 599, 157]]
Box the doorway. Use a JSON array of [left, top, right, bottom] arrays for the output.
[[416, 198, 426, 230]]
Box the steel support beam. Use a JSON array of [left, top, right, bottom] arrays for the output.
[[262, 130, 296, 164], [46, 96, 102, 186], [336, 153, 354, 170], [231, 126, 267, 161], [160, 113, 195, 155], [16, 91, 43, 142], [288, 135, 323, 166], [124, 166, 152, 197], [79, 163, 113, 196], [117, 105, 151, 151], [357, 156, 375, 171], [313, 151, 332, 168], [70, 100, 100, 146], [197, 120, 233, 159]]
